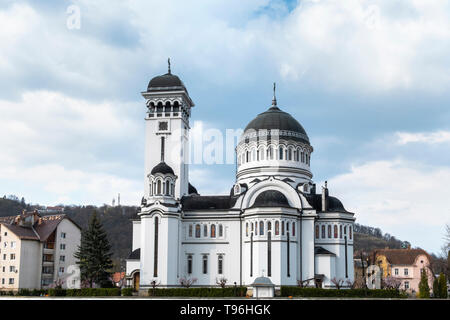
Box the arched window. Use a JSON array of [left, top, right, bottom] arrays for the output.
[[301, 151, 304, 163], [315, 225, 319, 239], [321, 225, 325, 238], [154, 216, 159, 277], [344, 226, 347, 235], [275, 221, 280, 235], [187, 255, 193, 274], [259, 221, 264, 236], [292, 222, 295, 236], [349, 226, 352, 239], [195, 224, 201, 238], [267, 221, 272, 231], [171, 183, 175, 196], [157, 180, 161, 195], [252, 148, 256, 161], [288, 147, 292, 160], [153, 182, 156, 195], [267, 146, 274, 160], [328, 225, 332, 238], [340, 225, 343, 239], [202, 255, 208, 274], [279, 147, 284, 160], [334, 225, 338, 238], [246, 151, 250, 162], [211, 224, 216, 238], [189, 225, 193, 237], [165, 181, 170, 195], [286, 222, 290, 236], [255, 222, 258, 235], [246, 223, 249, 237], [251, 222, 254, 232], [149, 182, 153, 196], [203, 224, 208, 237], [219, 224, 223, 237], [218, 255, 223, 274], [296, 148, 301, 161], [282, 221, 285, 235]]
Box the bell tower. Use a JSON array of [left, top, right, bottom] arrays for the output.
[[142, 59, 195, 201]]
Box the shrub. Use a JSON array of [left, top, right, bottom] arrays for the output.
[[17, 289, 31, 296], [279, 287, 407, 298], [418, 269, 430, 298], [49, 288, 121, 297], [148, 287, 247, 297], [48, 288, 66, 296], [438, 273, 448, 299], [121, 288, 133, 296]]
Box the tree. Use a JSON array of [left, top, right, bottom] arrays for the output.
[[216, 277, 228, 288], [179, 277, 197, 288], [74, 211, 113, 288], [382, 276, 401, 290], [438, 273, 448, 299], [418, 268, 430, 298], [330, 277, 344, 289]]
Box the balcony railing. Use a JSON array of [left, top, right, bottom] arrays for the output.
[[43, 242, 55, 249]]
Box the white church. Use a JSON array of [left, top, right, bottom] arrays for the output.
[[126, 63, 356, 293]]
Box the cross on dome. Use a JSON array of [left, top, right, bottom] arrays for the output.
[[272, 82, 277, 107]]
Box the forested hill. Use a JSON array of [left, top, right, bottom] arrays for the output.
[[0, 196, 410, 265]]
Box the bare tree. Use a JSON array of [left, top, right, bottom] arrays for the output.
[[216, 277, 228, 288], [179, 277, 198, 288], [382, 276, 402, 290], [297, 278, 314, 288], [345, 279, 355, 289], [330, 277, 344, 289], [148, 279, 160, 296]]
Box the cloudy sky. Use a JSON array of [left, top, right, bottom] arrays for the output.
[[1, 0, 449, 254]]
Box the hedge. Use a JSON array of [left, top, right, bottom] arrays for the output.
[[121, 288, 134, 296], [49, 288, 122, 297], [280, 287, 407, 298], [148, 287, 247, 297]]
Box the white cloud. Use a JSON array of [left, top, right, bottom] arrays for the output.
[[326, 158, 450, 253], [396, 130, 450, 145], [1, 1, 450, 99], [0, 163, 141, 206], [0, 90, 142, 205]]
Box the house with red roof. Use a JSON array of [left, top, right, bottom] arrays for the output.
[[0, 210, 81, 292]]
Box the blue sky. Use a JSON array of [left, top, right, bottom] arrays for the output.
[[0, 0, 449, 254]]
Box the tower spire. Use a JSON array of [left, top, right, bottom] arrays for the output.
[[168, 58, 171, 74], [271, 82, 277, 107]]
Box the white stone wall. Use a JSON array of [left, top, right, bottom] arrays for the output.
[[132, 220, 141, 251], [54, 219, 81, 288], [18, 240, 41, 289]]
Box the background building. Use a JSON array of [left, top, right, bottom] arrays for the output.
[[0, 210, 81, 291], [372, 248, 433, 293]]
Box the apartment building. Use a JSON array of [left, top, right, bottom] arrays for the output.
[[0, 210, 81, 291]]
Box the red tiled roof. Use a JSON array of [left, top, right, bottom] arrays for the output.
[[374, 248, 431, 265], [112, 272, 125, 283], [0, 212, 73, 242]]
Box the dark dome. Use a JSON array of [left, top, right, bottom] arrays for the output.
[[147, 73, 185, 91], [151, 162, 175, 175], [244, 106, 310, 144], [252, 190, 291, 208]]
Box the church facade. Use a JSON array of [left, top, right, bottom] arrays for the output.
[[126, 65, 356, 293]]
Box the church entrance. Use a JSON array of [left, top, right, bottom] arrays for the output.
[[133, 272, 140, 291]]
